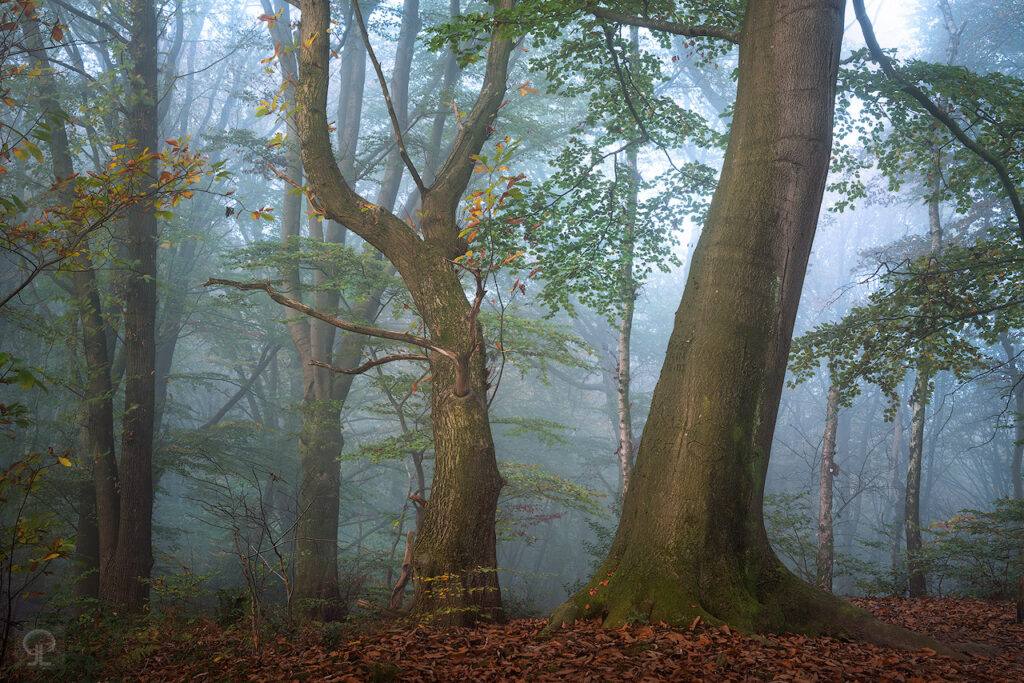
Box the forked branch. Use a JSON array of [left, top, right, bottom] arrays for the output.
[[204, 277, 479, 396], [852, 0, 1024, 241]]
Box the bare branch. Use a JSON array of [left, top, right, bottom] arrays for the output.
[[310, 353, 428, 375], [203, 277, 459, 362], [201, 343, 282, 429], [852, 0, 1024, 242], [350, 0, 427, 196], [587, 6, 740, 45], [50, 0, 128, 43]]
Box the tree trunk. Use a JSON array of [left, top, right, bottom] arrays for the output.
[[549, 0, 950, 652], [406, 245, 503, 623], [1012, 380, 1024, 500], [905, 373, 928, 597], [816, 383, 840, 592], [100, 0, 159, 611], [615, 133, 639, 496], [20, 13, 120, 597], [889, 399, 905, 574], [295, 0, 515, 625], [904, 182, 943, 598]]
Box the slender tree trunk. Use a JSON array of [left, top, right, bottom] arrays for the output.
[[21, 11, 120, 600], [816, 383, 840, 591], [905, 373, 928, 597], [904, 183, 943, 598], [549, 0, 950, 652], [889, 400, 905, 573], [615, 138, 638, 496], [1000, 337, 1024, 499], [100, 0, 159, 610]]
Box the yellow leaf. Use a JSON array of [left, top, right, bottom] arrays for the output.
[[58, 456, 72, 467], [42, 552, 60, 561]]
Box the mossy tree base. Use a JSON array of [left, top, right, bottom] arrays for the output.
[[549, 553, 964, 658]]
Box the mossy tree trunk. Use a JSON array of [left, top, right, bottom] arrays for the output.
[[294, 0, 514, 624], [549, 0, 956, 653]]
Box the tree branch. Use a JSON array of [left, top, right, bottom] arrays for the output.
[[202, 277, 458, 363], [50, 0, 128, 43], [852, 0, 1024, 242], [428, 0, 516, 206], [201, 343, 282, 429], [310, 353, 428, 376], [350, 0, 427, 196], [586, 6, 740, 45]]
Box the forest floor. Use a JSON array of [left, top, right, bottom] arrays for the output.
[[5, 597, 1024, 681]]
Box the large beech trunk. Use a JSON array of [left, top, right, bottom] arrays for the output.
[[549, 0, 952, 652]]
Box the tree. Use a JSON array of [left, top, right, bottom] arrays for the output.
[[97, 0, 160, 611], [208, 0, 518, 624], [547, 0, 951, 651]]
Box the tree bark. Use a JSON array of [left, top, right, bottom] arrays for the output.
[[816, 383, 840, 592], [1000, 337, 1024, 499], [905, 373, 928, 597], [904, 179, 944, 598], [100, 0, 159, 611], [295, 0, 514, 624], [889, 398, 905, 574], [615, 136, 638, 496], [549, 0, 954, 653]]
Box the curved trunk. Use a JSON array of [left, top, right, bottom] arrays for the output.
[[550, 0, 954, 654]]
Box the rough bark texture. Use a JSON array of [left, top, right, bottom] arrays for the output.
[[816, 384, 840, 592], [548, 0, 957, 654], [100, 0, 159, 611], [295, 0, 514, 624]]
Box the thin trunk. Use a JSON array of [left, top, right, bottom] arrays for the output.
[[100, 0, 159, 611], [21, 12, 119, 597], [615, 133, 638, 496], [889, 400, 904, 573], [904, 181, 943, 598], [1000, 336, 1023, 499], [816, 383, 840, 592], [905, 374, 927, 597]]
